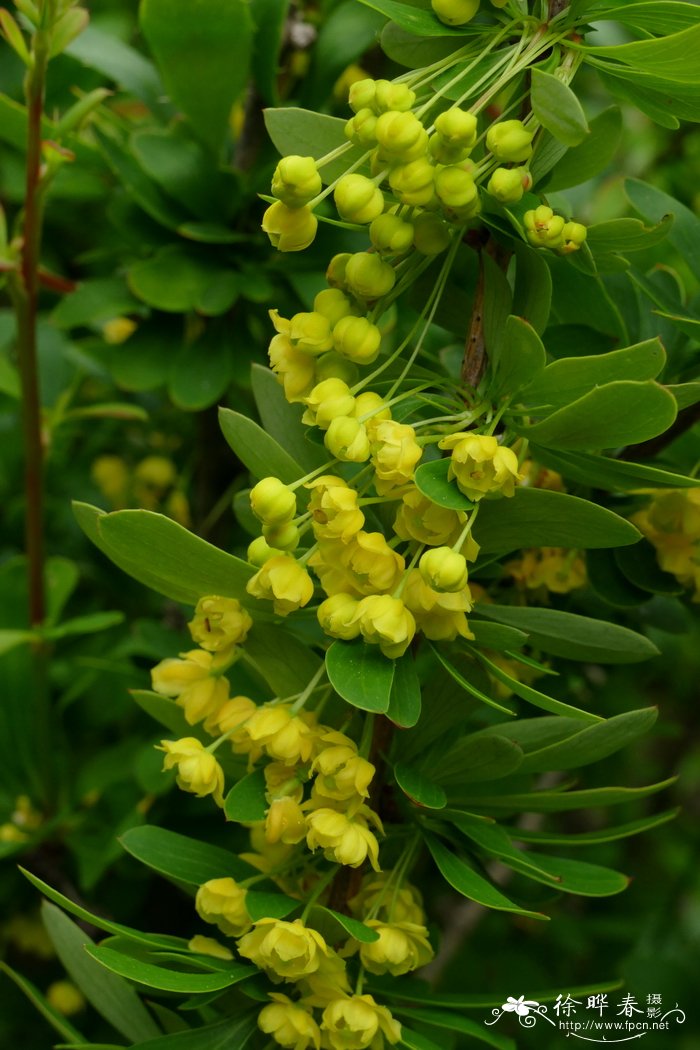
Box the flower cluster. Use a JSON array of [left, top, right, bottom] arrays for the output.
[[634, 488, 700, 600]]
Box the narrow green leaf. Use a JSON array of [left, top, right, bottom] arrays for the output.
[[120, 825, 255, 885], [0, 961, 87, 1044], [457, 777, 677, 813], [625, 177, 700, 279], [219, 407, 304, 484], [224, 769, 268, 824], [424, 834, 548, 921], [471, 648, 601, 723], [41, 904, 161, 1043], [394, 1006, 515, 1050], [123, 1016, 259, 1049], [308, 906, 380, 945], [531, 68, 589, 146], [325, 641, 395, 713], [510, 808, 679, 847], [399, 1029, 443, 1050], [490, 315, 546, 400], [434, 733, 524, 786], [244, 623, 323, 696], [584, 24, 700, 85], [587, 215, 673, 254], [65, 24, 164, 111], [468, 620, 528, 651], [511, 242, 551, 335], [615, 541, 684, 595], [395, 762, 447, 809], [86, 945, 253, 993], [517, 708, 657, 774], [367, 975, 623, 1009], [477, 604, 659, 663], [531, 447, 700, 491], [251, 364, 325, 472], [499, 852, 629, 897], [430, 644, 515, 716], [131, 690, 194, 737], [245, 890, 299, 922], [387, 652, 422, 728], [0, 628, 33, 655]]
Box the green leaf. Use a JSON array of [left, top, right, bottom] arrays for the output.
[[520, 338, 665, 408], [224, 769, 268, 824], [0, 961, 87, 1044], [482, 251, 513, 367], [587, 215, 673, 254], [130, 128, 239, 221], [615, 541, 684, 596], [140, 0, 253, 153], [472, 487, 640, 552], [471, 648, 601, 723], [120, 825, 255, 885], [468, 620, 528, 651], [358, 0, 481, 35], [516, 708, 657, 774], [264, 108, 367, 182], [429, 645, 516, 717], [368, 975, 622, 1009], [128, 247, 238, 315], [251, 365, 325, 473], [325, 641, 395, 713], [308, 906, 380, 945], [65, 24, 164, 111], [399, 1029, 443, 1050], [477, 605, 659, 663], [21, 869, 188, 952], [41, 904, 161, 1043], [394, 1006, 515, 1050], [585, 1, 700, 35], [489, 315, 546, 400], [380, 22, 465, 69], [531, 447, 700, 491], [0, 628, 33, 655], [511, 242, 551, 335], [514, 381, 677, 450], [86, 944, 253, 993], [625, 178, 700, 280], [250, 0, 289, 103], [424, 834, 548, 921], [219, 407, 305, 484], [584, 24, 700, 84], [169, 327, 236, 411], [511, 808, 679, 847], [458, 777, 676, 813], [121, 1016, 259, 1050], [131, 690, 194, 737], [434, 733, 524, 786], [545, 107, 622, 192], [43, 611, 124, 641], [587, 548, 649, 608], [531, 68, 589, 146], [387, 652, 422, 727], [395, 762, 447, 809], [497, 851, 629, 897], [245, 890, 299, 922], [414, 459, 475, 512], [73, 504, 255, 607], [245, 623, 323, 696]]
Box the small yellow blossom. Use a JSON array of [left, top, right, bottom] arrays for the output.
[[438, 433, 521, 501], [259, 993, 321, 1050], [321, 994, 401, 1050], [307, 476, 366, 543], [46, 981, 85, 1016], [195, 878, 251, 937], [370, 420, 423, 492], [247, 555, 315, 615], [237, 918, 330, 980], [150, 649, 230, 727], [353, 594, 416, 658], [403, 569, 473, 641], [358, 920, 433, 975], [188, 596, 252, 651], [244, 704, 317, 765], [159, 738, 225, 806], [266, 797, 308, 845], [306, 806, 382, 870]]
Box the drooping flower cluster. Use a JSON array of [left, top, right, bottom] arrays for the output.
[[634, 488, 700, 600]]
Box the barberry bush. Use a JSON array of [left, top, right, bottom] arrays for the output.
[[3, 0, 700, 1047]]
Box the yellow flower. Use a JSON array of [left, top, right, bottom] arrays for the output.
[[266, 797, 308, 845], [341, 532, 405, 595], [102, 316, 137, 345], [507, 548, 586, 594], [633, 488, 700, 599], [419, 547, 468, 592], [312, 734, 375, 800], [150, 649, 230, 727], [208, 694, 257, 747], [370, 420, 422, 492], [297, 952, 352, 1007], [238, 919, 330, 980], [247, 555, 315, 615], [263, 201, 318, 252], [159, 738, 224, 806], [259, 993, 321, 1050], [358, 920, 433, 976], [188, 596, 253, 651], [245, 704, 317, 764], [302, 378, 356, 430], [321, 994, 401, 1049], [403, 569, 473, 641], [91, 454, 130, 507], [269, 331, 317, 403], [250, 477, 297, 526], [46, 981, 85, 1017], [394, 487, 465, 547], [306, 806, 382, 870], [188, 935, 234, 961], [317, 593, 362, 642], [307, 476, 365, 542], [353, 595, 416, 659], [438, 433, 521, 501], [195, 878, 251, 937], [349, 872, 426, 926], [265, 762, 305, 803]]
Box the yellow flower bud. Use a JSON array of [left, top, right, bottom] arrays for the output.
[[349, 78, 377, 114], [271, 155, 322, 207], [314, 288, 354, 326], [403, 569, 473, 641], [370, 213, 414, 256], [195, 878, 251, 937], [325, 416, 371, 463], [435, 165, 479, 214], [306, 806, 382, 869], [318, 593, 362, 641], [321, 995, 401, 1049], [342, 531, 405, 595], [487, 166, 530, 203], [354, 391, 392, 430], [265, 796, 307, 845], [438, 433, 521, 500], [209, 694, 256, 745], [486, 118, 534, 162], [246, 555, 315, 615], [419, 546, 469, 592], [188, 596, 252, 651], [333, 315, 382, 364], [326, 252, 352, 288], [371, 420, 423, 492], [46, 981, 85, 1016], [259, 993, 321, 1050], [289, 311, 334, 355], [303, 378, 356, 429], [374, 80, 416, 113], [263, 201, 318, 252], [238, 918, 330, 979], [250, 477, 297, 525], [375, 111, 427, 159], [134, 455, 177, 492], [248, 536, 285, 566], [245, 703, 317, 764], [263, 521, 301, 551], [354, 594, 416, 658], [388, 158, 435, 206], [524, 205, 566, 249], [345, 107, 378, 146], [345, 253, 396, 301], [312, 739, 374, 800], [91, 455, 130, 507], [268, 332, 316, 403], [335, 174, 385, 224], [102, 316, 137, 345], [394, 487, 471, 549], [412, 212, 451, 255], [435, 107, 477, 147], [559, 220, 587, 254], [349, 871, 426, 925], [151, 650, 229, 727], [160, 738, 225, 806], [188, 935, 233, 960], [307, 476, 365, 542], [315, 351, 360, 387], [428, 133, 471, 166], [359, 920, 433, 976]]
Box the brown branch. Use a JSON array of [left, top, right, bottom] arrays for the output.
[[461, 235, 511, 390], [625, 402, 700, 461]]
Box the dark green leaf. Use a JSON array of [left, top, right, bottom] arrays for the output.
[[587, 548, 649, 608], [545, 107, 622, 192], [458, 777, 676, 813], [308, 906, 380, 945], [131, 690, 194, 737], [434, 733, 524, 786], [128, 247, 238, 315], [250, 0, 289, 103], [472, 648, 601, 722], [65, 24, 164, 112], [219, 407, 304, 484], [531, 447, 700, 491], [251, 365, 325, 473], [615, 541, 684, 595], [387, 652, 422, 727], [224, 769, 268, 824], [517, 708, 657, 774], [531, 68, 589, 146], [511, 808, 679, 847], [520, 338, 665, 408], [244, 623, 323, 696], [245, 890, 299, 922], [395, 762, 447, 809], [511, 242, 551, 335], [430, 644, 515, 716], [120, 825, 254, 885], [414, 459, 475, 512], [476, 604, 659, 663], [490, 315, 546, 400], [587, 215, 673, 254], [394, 1006, 515, 1049], [325, 641, 395, 713], [125, 1016, 259, 1050], [86, 945, 252, 993], [625, 177, 700, 279], [0, 961, 86, 1044], [468, 620, 528, 651]]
